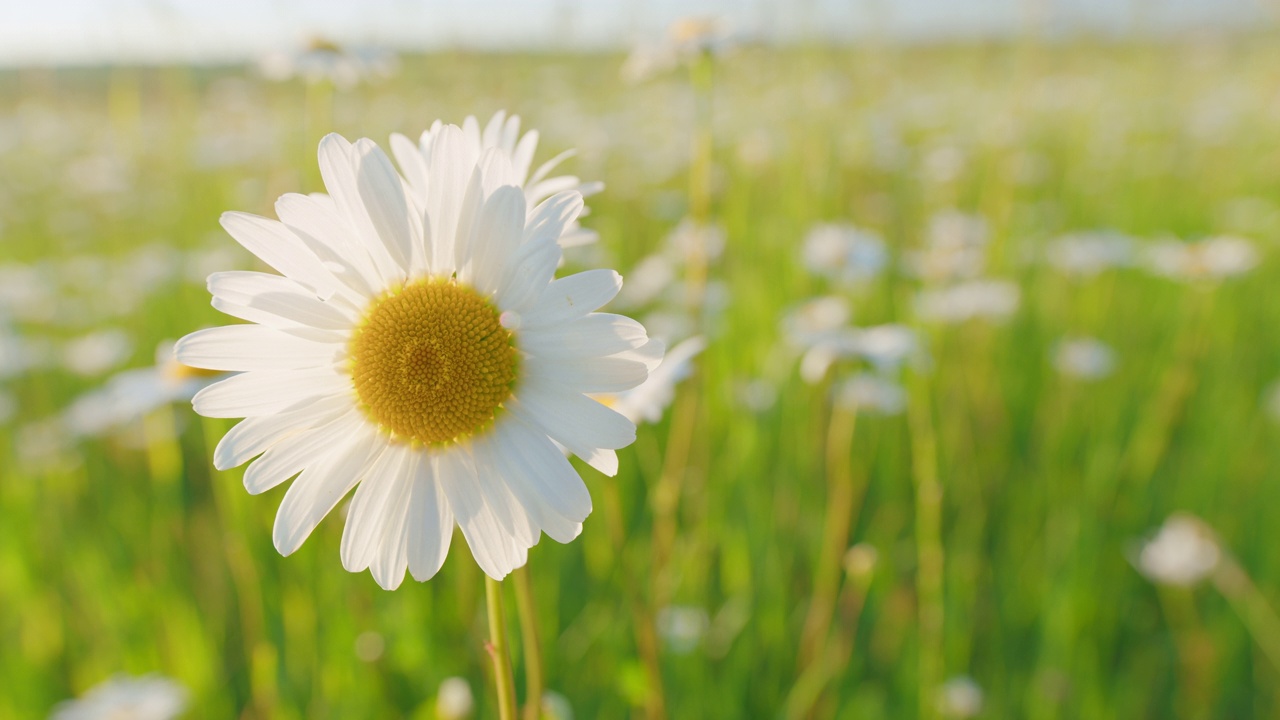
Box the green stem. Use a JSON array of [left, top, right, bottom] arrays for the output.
[[1213, 557, 1280, 675], [512, 566, 544, 720], [798, 402, 860, 668], [486, 576, 518, 720], [908, 371, 944, 720]]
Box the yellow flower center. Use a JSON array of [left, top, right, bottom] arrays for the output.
[[349, 278, 517, 446]]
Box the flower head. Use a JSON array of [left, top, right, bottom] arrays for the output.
[[1134, 513, 1221, 586], [51, 674, 188, 720], [178, 121, 658, 588]]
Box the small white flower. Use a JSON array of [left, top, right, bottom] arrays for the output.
[[258, 38, 398, 89], [781, 296, 852, 348], [936, 675, 984, 718], [833, 374, 907, 415], [63, 341, 219, 438], [1134, 514, 1221, 586], [915, 280, 1020, 324], [1053, 337, 1116, 380], [1143, 235, 1258, 281], [435, 677, 475, 720], [50, 674, 188, 720], [1045, 231, 1134, 276], [656, 605, 710, 655], [904, 211, 991, 282], [541, 690, 575, 720], [61, 329, 133, 377], [802, 223, 888, 286]]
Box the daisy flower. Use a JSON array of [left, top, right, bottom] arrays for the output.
[[177, 125, 659, 588], [390, 111, 602, 248], [51, 674, 188, 720]]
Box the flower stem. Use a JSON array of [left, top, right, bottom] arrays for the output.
[[485, 576, 518, 720], [908, 371, 944, 720], [512, 566, 544, 720], [798, 401, 860, 668], [1213, 557, 1280, 675]]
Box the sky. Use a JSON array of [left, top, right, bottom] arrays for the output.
[[0, 0, 1270, 66]]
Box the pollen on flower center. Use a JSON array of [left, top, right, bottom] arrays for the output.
[[350, 278, 518, 446]]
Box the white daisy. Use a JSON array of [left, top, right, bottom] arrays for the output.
[[50, 674, 188, 720], [177, 126, 659, 589], [389, 111, 602, 248]]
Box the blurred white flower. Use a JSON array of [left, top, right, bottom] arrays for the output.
[[0, 326, 52, 378], [541, 690, 575, 720], [62, 341, 221, 438], [833, 374, 907, 415], [621, 16, 733, 83], [614, 254, 676, 309], [798, 324, 918, 384], [258, 38, 398, 89], [657, 605, 710, 655], [1265, 382, 1280, 422], [915, 280, 1020, 323], [936, 675, 984, 719], [594, 337, 706, 425], [664, 219, 726, 266], [1045, 231, 1134, 276], [781, 296, 852, 348], [61, 329, 133, 377], [1134, 514, 1221, 586], [435, 676, 475, 720], [1143, 235, 1258, 281], [1053, 337, 1116, 380], [50, 674, 188, 720], [905, 211, 990, 282], [802, 223, 888, 285], [354, 631, 385, 663], [843, 543, 879, 579]]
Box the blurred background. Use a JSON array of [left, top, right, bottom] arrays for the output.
[[5, 1, 1280, 718]]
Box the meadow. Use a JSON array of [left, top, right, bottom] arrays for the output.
[[3, 33, 1280, 719]]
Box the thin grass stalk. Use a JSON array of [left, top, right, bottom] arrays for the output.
[[485, 576, 518, 720], [908, 370, 944, 720], [797, 401, 860, 668], [512, 566, 544, 720]]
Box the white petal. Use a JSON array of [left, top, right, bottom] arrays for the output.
[[435, 446, 522, 580], [176, 324, 339, 372], [524, 355, 649, 394], [340, 444, 410, 573], [426, 125, 480, 272], [470, 439, 539, 547], [520, 271, 622, 328], [518, 313, 646, 359], [192, 367, 350, 418], [389, 132, 429, 204], [353, 138, 417, 274], [447, 165, 486, 276], [275, 192, 378, 296], [485, 421, 585, 543], [317, 134, 404, 285], [467, 186, 526, 296], [508, 387, 636, 467], [496, 238, 560, 312], [510, 129, 539, 185], [208, 271, 355, 335], [527, 149, 575, 188], [272, 423, 383, 556], [242, 408, 365, 494], [524, 191, 584, 247], [496, 417, 592, 525], [219, 212, 339, 300], [406, 454, 454, 582], [213, 393, 352, 470]]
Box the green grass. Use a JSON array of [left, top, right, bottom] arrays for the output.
[[4, 37, 1280, 718]]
